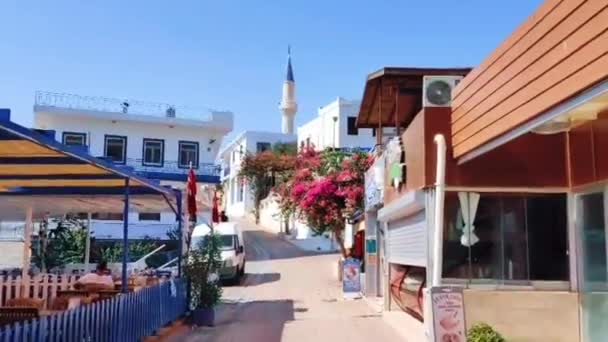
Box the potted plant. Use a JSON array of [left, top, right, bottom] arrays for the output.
[[185, 233, 223, 326], [467, 323, 506, 342]]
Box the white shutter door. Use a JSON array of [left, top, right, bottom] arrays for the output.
[[387, 210, 427, 267]]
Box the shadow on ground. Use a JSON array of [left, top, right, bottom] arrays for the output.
[[180, 300, 296, 342], [243, 272, 281, 286], [243, 230, 337, 261], [222, 272, 281, 287]]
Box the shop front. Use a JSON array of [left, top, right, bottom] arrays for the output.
[[448, 1, 608, 340]]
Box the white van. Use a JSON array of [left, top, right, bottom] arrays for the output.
[[190, 222, 245, 282]]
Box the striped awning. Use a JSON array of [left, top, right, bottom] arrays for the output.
[[0, 114, 178, 218]]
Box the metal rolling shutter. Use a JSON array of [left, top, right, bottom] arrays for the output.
[[387, 210, 427, 267]]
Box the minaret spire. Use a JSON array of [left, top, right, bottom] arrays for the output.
[[280, 45, 297, 134], [286, 45, 294, 82]]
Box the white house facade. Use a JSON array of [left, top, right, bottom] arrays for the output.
[[297, 97, 375, 151], [33, 91, 233, 240], [219, 131, 296, 218]]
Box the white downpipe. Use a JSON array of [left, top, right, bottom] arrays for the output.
[[432, 134, 446, 287]]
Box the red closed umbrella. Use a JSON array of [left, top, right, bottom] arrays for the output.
[[187, 167, 197, 222], [212, 191, 220, 224]]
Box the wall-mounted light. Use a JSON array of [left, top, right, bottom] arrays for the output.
[[209, 139, 216, 145]]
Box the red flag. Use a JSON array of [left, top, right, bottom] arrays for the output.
[[212, 191, 219, 224], [187, 167, 197, 221]]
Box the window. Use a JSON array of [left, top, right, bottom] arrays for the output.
[[237, 181, 244, 202], [442, 192, 568, 283], [372, 128, 376, 137], [347, 117, 358, 136], [142, 139, 164, 166], [256, 142, 271, 153], [62, 132, 87, 146], [104, 135, 127, 164], [139, 212, 161, 221], [178, 141, 199, 168], [92, 213, 124, 221]]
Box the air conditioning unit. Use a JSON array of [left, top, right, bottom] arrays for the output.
[[422, 75, 463, 107]]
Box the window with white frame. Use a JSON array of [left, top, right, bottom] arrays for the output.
[[63, 132, 87, 146], [179, 141, 199, 168], [347, 117, 358, 136], [142, 139, 164, 166], [104, 135, 127, 164]]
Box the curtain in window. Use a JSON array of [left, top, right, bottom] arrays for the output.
[[458, 192, 480, 247]]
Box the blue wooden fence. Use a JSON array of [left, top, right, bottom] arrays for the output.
[[0, 279, 187, 342]]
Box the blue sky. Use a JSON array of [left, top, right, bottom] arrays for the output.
[[0, 0, 542, 142]]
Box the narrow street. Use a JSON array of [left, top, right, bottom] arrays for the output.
[[175, 222, 404, 342]]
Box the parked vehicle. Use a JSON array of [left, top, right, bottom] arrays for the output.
[[190, 222, 245, 283]]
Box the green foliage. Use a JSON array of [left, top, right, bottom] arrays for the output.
[[318, 148, 348, 175], [467, 323, 506, 342], [272, 142, 297, 156], [32, 215, 88, 272], [184, 234, 223, 309], [98, 239, 159, 266]]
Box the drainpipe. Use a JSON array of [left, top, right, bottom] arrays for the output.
[[431, 134, 446, 286], [425, 134, 446, 342]]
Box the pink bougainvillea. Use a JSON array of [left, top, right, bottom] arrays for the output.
[[274, 147, 372, 256]]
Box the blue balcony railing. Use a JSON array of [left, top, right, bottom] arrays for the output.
[[124, 159, 221, 183], [126, 159, 220, 175], [0, 279, 187, 342]]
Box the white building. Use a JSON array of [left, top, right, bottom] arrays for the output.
[[297, 97, 375, 151], [219, 131, 296, 218], [33, 91, 233, 240]]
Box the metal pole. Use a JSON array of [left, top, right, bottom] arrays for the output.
[[84, 213, 92, 273], [176, 190, 183, 278], [22, 207, 33, 284], [122, 178, 130, 293]]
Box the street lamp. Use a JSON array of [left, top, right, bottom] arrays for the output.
[[332, 116, 338, 149]]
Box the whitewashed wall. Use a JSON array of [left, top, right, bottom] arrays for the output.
[[297, 98, 375, 150], [36, 113, 227, 164]]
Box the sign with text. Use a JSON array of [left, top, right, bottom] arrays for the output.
[[342, 258, 361, 298], [431, 286, 467, 342]]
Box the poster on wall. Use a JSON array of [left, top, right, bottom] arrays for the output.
[[431, 286, 467, 342], [343, 258, 361, 299]]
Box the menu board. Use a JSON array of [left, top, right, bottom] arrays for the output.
[[342, 258, 361, 298], [431, 286, 467, 342]]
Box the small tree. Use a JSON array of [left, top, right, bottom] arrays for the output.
[[185, 234, 223, 310], [238, 145, 296, 223], [32, 214, 88, 272]]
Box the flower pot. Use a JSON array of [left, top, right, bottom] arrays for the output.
[[191, 307, 215, 327]]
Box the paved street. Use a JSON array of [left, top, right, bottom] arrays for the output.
[[175, 222, 403, 342]]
